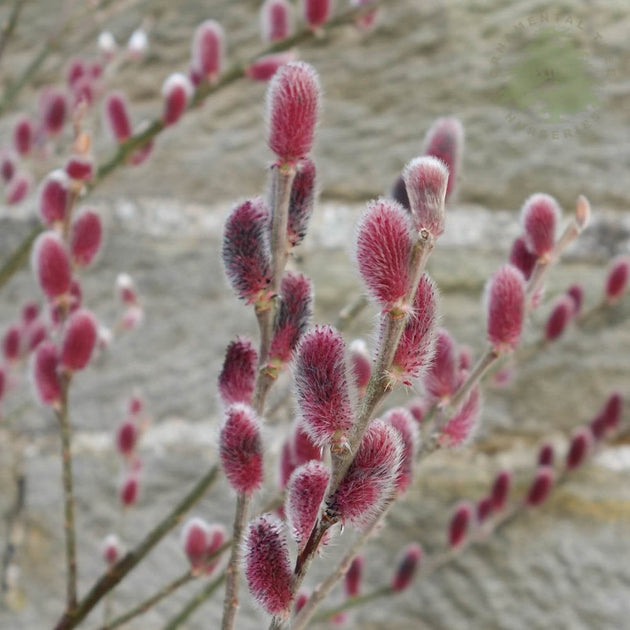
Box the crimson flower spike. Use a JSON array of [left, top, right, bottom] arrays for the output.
[[191, 20, 225, 82], [222, 197, 272, 305], [218, 337, 258, 407], [485, 265, 526, 354], [245, 51, 297, 82], [120, 473, 139, 507], [244, 514, 293, 616], [60, 308, 98, 371], [344, 555, 364, 597], [1, 150, 16, 183], [355, 198, 415, 315], [287, 157, 317, 248], [266, 61, 321, 164], [2, 325, 20, 363], [526, 466, 554, 506], [293, 325, 354, 451], [70, 209, 103, 267], [566, 283, 584, 317], [604, 255, 630, 303], [490, 470, 511, 511], [261, 0, 292, 43], [545, 295, 573, 342], [384, 408, 420, 493], [476, 497, 493, 523], [116, 418, 138, 457], [6, 172, 31, 205], [389, 273, 438, 385], [32, 232, 72, 300], [286, 460, 330, 550], [31, 341, 62, 407], [104, 92, 132, 143], [592, 392, 623, 437], [422, 117, 465, 200], [391, 543, 422, 592], [303, 0, 332, 30], [219, 404, 263, 494], [520, 193, 562, 259], [423, 328, 459, 402], [161, 73, 194, 127], [349, 339, 371, 396], [65, 155, 94, 182], [439, 383, 481, 447], [328, 420, 403, 528], [38, 170, 69, 226], [402, 156, 449, 238], [13, 115, 33, 156], [509, 236, 538, 281], [538, 443, 555, 467], [268, 271, 313, 370], [40, 87, 67, 137], [448, 502, 472, 548], [566, 428, 592, 470], [181, 517, 209, 572]]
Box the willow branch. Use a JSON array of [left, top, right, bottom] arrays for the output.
[[163, 573, 226, 630]]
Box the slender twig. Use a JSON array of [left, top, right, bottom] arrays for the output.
[[0, 0, 382, 293], [1, 458, 26, 600], [0, 0, 27, 66], [53, 465, 219, 630], [56, 375, 78, 612], [335, 294, 368, 331], [163, 572, 226, 630], [101, 569, 194, 629]]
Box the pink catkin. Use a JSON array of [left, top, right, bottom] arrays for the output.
[[116, 419, 138, 457], [545, 295, 573, 342], [268, 271, 313, 365], [6, 172, 31, 205], [422, 117, 465, 200], [1, 151, 16, 182], [32, 341, 62, 406], [344, 555, 363, 597], [66, 155, 93, 181], [120, 474, 139, 507], [161, 73, 194, 126], [329, 421, 402, 528], [565, 428, 591, 470], [22, 302, 39, 323], [222, 197, 271, 303], [390, 273, 438, 384], [70, 209, 103, 267], [509, 236, 538, 281], [490, 470, 511, 511], [423, 328, 459, 401], [286, 461, 330, 549], [293, 325, 354, 449], [191, 20, 225, 81], [38, 171, 69, 226], [355, 198, 414, 312], [287, 157, 317, 248], [448, 502, 472, 548], [566, 284, 584, 316], [486, 265, 525, 353], [245, 51, 296, 82], [244, 514, 293, 616], [439, 384, 481, 447], [402, 156, 449, 237], [219, 404, 263, 494], [349, 339, 371, 395], [521, 193, 561, 258], [104, 92, 132, 142], [384, 408, 419, 493], [261, 0, 292, 42], [476, 497, 493, 523], [60, 309, 98, 371], [181, 518, 209, 571], [40, 88, 67, 137], [101, 534, 121, 565], [526, 467, 554, 506], [537, 443, 554, 466], [13, 116, 33, 156], [266, 61, 320, 163], [218, 337, 258, 407], [303, 0, 332, 29], [32, 232, 72, 300], [3, 325, 21, 362], [605, 256, 630, 302], [391, 543, 422, 592]]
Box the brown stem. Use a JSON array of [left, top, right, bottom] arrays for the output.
[[56, 375, 78, 612], [0, 0, 27, 67], [102, 569, 194, 629], [53, 465, 219, 630], [163, 572, 226, 630], [335, 294, 368, 331]]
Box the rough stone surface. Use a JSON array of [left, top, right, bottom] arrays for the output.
[[0, 1, 629, 629]]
